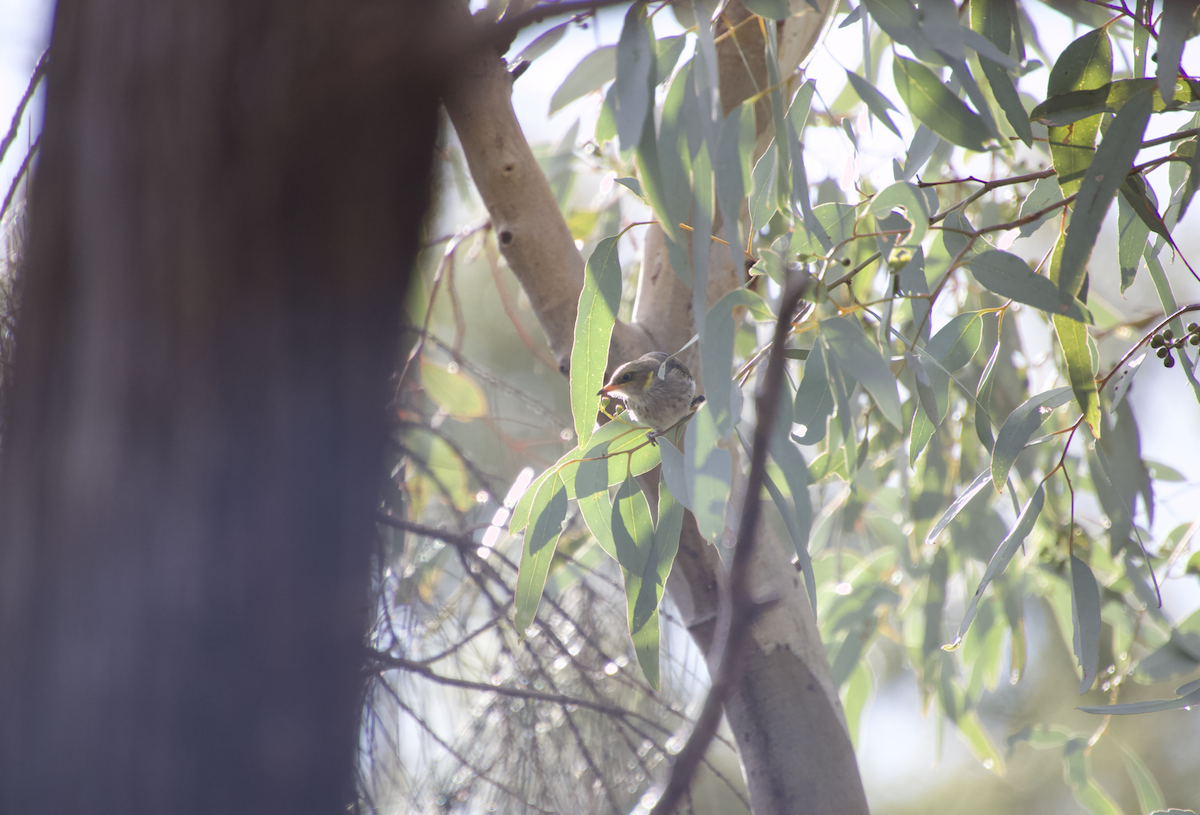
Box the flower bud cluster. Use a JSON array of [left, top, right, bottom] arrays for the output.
[[1149, 321, 1200, 369]]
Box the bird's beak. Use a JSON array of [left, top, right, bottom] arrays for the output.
[[598, 383, 615, 396]]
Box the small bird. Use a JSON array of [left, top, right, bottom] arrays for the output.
[[598, 351, 699, 435]]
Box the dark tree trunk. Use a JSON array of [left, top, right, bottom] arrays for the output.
[[0, 2, 440, 812]]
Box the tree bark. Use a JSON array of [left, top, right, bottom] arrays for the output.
[[0, 2, 440, 813]]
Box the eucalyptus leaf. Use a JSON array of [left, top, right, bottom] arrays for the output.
[[893, 56, 992, 152], [571, 238, 622, 447], [514, 472, 569, 636], [991, 387, 1073, 488], [1070, 554, 1102, 694], [951, 484, 1044, 646], [550, 46, 617, 115], [821, 316, 903, 429]]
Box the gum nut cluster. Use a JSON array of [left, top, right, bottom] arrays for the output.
[[1148, 321, 1200, 369]]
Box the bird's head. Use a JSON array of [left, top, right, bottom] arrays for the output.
[[597, 354, 664, 400]]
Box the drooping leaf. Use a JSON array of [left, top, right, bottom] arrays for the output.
[[615, 3, 654, 149], [514, 472, 569, 636], [964, 250, 1090, 322], [704, 288, 768, 437], [550, 46, 617, 115], [1046, 27, 1112, 195], [1156, 1, 1200, 103], [897, 248, 931, 341], [715, 104, 754, 270], [684, 402, 732, 542], [571, 237, 623, 447], [950, 484, 1044, 646], [845, 70, 902, 138], [575, 451, 617, 559], [794, 342, 836, 444], [515, 21, 570, 64], [971, 0, 1033, 146], [1070, 554, 1101, 694], [768, 387, 815, 609], [926, 467, 993, 546], [974, 328, 1002, 450], [893, 56, 992, 152], [991, 387, 1073, 489], [821, 316, 903, 429], [921, 310, 985, 422], [1056, 90, 1153, 306]]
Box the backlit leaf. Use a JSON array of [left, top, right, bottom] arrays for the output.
[[893, 56, 992, 152], [571, 237, 623, 447], [821, 316, 903, 429], [515, 472, 569, 636], [991, 387, 1073, 489], [550, 46, 617, 115]]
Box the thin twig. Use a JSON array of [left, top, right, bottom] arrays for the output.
[[0, 47, 48, 168]]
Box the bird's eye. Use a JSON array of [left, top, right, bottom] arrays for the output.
[[621, 373, 631, 382]]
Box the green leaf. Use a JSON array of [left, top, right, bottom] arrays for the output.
[[964, 250, 1091, 322], [1120, 173, 1171, 245], [684, 402, 732, 542], [926, 467, 992, 546], [794, 342, 836, 444], [871, 181, 929, 248], [1079, 686, 1200, 715], [550, 46, 617, 115], [898, 248, 930, 341], [742, 0, 791, 18], [845, 70, 902, 138], [991, 387, 1073, 489], [638, 474, 686, 688], [576, 453, 617, 559], [1046, 28, 1112, 195], [1017, 175, 1064, 238], [1070, 554, 1102, 694], [792, 202, 858, 258], [974, 330, 1001, 450], [655, 35, 687, 84], [614, 177, 645, 198], [514, 472, 569, 636], [1030, 78, 1200, 127], [821, 316, 903, 429], [715, 104, 754, 271], [704, 288, 767, 436], [1056, 90, 1153, 305], [615, 3, 654, 149], [893, 56, 992, 152], [1053, 313, 1099, 437], [749, 145, 779, 233], [515, 20, 570, 64], [658, 436, 691, 511], [768, 388, 815, 610], [971, 0, 1031, 145], [571, 237, 623, 448], [1117, 743, 1166, 813], [420, 357, 488, 419], [1157, 1, 1199, 103], [950, 484, 1044, 647], [921, 310, 985, 422], [658, 61, 693, 248], [1063, 739, 1125, 815]]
